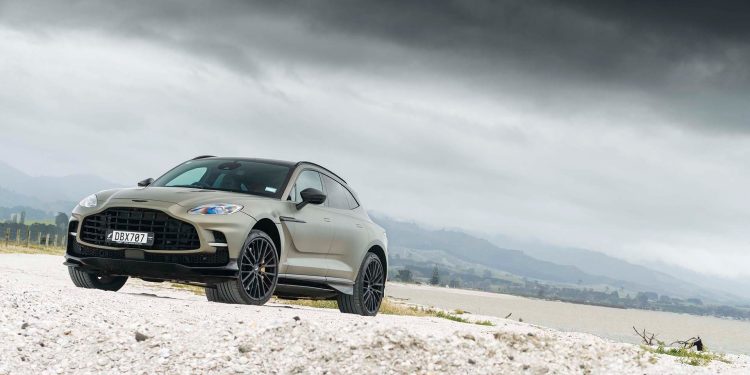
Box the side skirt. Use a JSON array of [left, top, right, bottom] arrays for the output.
[[277, 274, 354, 295]]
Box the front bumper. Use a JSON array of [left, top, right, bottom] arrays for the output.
[[71, 199, 257, 259], [64, 253, 239, 284]]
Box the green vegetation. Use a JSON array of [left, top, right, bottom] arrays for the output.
[[474, 319, 495, 326], [643, 345, 730, 367], [434, 310, 470, 323], [430, 264, 440, 285]]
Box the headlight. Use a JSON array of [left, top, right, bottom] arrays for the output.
[[79, 194, 98, 208], [188, 203, 243, 215]]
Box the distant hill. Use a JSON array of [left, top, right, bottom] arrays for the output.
[[0, 160, 122, 215], [373, 215, 612, 285], [372, 214, 742, 304], [644, 259, 750, 303], [515, 245, 746, 304]]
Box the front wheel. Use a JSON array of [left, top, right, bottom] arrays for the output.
[[206, 229, 279, 305], [68, 267, 128, 291], [338, 253, 385, 316]]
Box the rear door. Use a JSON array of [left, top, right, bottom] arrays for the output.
[[320, 175, 369, 280]]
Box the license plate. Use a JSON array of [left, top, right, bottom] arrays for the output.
[[106, 230, 154, 246]]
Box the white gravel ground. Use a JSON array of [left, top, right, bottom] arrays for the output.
[[1, 254, 748, 374]]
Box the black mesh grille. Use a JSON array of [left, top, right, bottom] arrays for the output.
[[80, 207, 201, 250], [76, 244, 125, 259], [144, 249, 229, 266], [69, 243, 228, 266]]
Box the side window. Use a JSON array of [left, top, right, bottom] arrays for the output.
[[291, 170, 323, 203], [165, 167, 207, 187], [343, 188, 359, 209], [321, 175, 350, 210]]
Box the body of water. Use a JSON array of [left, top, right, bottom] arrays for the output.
[[386, 283, 750, 355]]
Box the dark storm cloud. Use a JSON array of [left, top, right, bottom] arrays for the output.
[[2, 0, 749, 131], [4, 0, 750, 276]]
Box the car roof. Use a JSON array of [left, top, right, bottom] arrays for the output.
[[193, 156, 347, 184]]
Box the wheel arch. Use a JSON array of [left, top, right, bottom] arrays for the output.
[[251, 218, 282, 257], [365, 242, 388, 281]]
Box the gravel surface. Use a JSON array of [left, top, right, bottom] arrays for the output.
[[1, 254, 748, 374]]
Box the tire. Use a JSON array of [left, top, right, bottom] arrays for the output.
[[205, 229, 279, 305], [338, 252, 385, 316], [68, 267, 128, 292], [205, 287, 222, 302]]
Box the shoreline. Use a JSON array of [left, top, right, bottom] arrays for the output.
[[386, 282, 750, 356]]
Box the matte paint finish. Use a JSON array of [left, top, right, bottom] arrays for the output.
[[70, 159, 387, 294]]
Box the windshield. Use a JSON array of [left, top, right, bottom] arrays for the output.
[[151, 159, 292, 198]]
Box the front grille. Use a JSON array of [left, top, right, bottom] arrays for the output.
[[80, 207, 201, 250], [76, 244, 125, 259], [70, 243, 228, 266], [144, 249, 229, 266]]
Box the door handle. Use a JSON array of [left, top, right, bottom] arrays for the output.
[[323, 218, 332, 222]]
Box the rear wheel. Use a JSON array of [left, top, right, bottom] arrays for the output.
[[338, 252, 385, 316], [68, 267, 128, 291], [205, 229, 279, 305]]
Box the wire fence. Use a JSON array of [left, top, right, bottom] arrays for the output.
[[1, 223, 67, 249]]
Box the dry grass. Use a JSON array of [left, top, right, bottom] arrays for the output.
[[0, 244, 64, 256], [275, 296, 495, 326], [169, 283, 206, 295]]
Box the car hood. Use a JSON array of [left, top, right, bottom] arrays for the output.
[[105, 187, 264, 207]]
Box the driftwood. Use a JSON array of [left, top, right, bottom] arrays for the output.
[[504, 313, 512, 319], [670, 336, 704, 351], [633, 326, 658, 345], [633, 327, 704, 352]]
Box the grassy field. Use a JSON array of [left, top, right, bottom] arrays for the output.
[[0, 243, 64, 256], [0, 244, 494, 326]]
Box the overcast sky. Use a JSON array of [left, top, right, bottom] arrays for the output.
[[1, 0, 750, 277]]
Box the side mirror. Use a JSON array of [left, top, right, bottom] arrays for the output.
[[138, 178, 154, 187], [296, 188, 326, 210]]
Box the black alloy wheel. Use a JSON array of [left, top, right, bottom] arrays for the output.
[[206, 230, 279, 305], [239, 234, 278, 301], [361, 255, 385, 314], [338, 253, 385, 316]]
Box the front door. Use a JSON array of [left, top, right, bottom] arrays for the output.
[[281, 170, 333, 276]]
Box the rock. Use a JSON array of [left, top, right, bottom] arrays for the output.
[[159, 348, 170, 358], [1, 254, 749, 375]]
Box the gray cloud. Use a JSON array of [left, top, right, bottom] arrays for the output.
[[3, 0, 749, 123], [1, 0, 750, 277]]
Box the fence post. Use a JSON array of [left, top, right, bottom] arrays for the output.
[[37, 232, 42, 245], [4, 228, 8, 247], [26, 228, 31, 247], [53, 234, 59, 247], [45, 233, 50, 247], [16, 229, 21, 244]]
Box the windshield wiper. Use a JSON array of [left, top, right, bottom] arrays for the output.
[[168, 184, 214, 190]]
